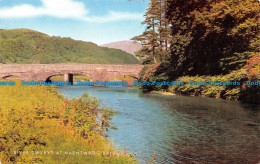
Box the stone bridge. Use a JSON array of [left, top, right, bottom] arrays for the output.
[[0, 64, 144, 83]]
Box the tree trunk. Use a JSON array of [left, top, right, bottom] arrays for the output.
[[153, 46, 157, 63], [165, 40, 168, 51], [152, 18, 157, 63]]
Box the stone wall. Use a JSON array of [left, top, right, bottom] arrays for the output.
[[0, 64, 144, 81]]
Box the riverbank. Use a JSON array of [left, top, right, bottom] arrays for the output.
[[148, 74, 259, 104], [150, 90, 176, 95], [0, 80, 135, 163], [140, 58, 260, 104], [167, 69, 259, 103]]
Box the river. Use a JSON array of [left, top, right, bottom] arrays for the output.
[[57, 85, 260, 163]]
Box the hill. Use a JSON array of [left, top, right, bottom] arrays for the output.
[[101, 40, 142, 56], [0, 29, 140, 64]]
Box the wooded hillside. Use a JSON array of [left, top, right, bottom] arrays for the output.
[[0, 29, 140, 64]]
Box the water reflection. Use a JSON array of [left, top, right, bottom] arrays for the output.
[[58, 86, 260, 163]]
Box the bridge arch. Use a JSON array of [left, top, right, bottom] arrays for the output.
[[45, 74, 63, 82], [1, 74, 21, 80], [44, 72, 94, 83]]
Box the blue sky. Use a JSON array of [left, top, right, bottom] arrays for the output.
[[0, 0, 149, 45]]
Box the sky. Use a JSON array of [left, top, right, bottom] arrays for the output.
[[0, 0, 149, 45]]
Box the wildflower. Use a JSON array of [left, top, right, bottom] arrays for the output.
[[73, 104, 77, 112], [64, 99, 69, 107], [153, 155, 156, 161]]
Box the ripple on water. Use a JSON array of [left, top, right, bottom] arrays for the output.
[[58, 86, 260, 163]]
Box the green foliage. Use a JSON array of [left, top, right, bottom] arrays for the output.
[[166, 0, 259, 76], [0, 29, 140, 64], [167, 69, 257, 100], [139, 0, 259, 102], [220, 52, 255, 72], [66, 93, 119, 138], [139, 65, 151, 82], [0, 80, 135, 163], [138, 64, 169, 91], [131, 0, 171, 64]]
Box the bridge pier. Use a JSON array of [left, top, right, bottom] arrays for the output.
[[64, 73, 73, 84]]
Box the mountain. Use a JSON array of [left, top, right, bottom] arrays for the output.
[[0, 29, 140, 64], [101, 41, 142, 56]]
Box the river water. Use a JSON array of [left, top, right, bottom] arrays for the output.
[[57, 85, 260, 163]]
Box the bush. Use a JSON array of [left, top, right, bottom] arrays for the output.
[[168, 69, 248, 100], [0, 80, 135, 163]]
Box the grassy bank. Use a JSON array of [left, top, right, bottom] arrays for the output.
[[0, 80, 135, 163], [168, 56, 260, 102], [168, 70, 246, 100], [140, 56, 260, 103]]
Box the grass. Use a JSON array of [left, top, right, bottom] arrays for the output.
[[0, 80, 136, 163]]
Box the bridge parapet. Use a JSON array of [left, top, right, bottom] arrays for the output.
[[0, 64, 144, 82]]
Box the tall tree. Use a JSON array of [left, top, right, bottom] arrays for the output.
[[132, 0, 171, 64], [157, 0, 171, 59]]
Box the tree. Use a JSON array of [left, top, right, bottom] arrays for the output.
[[157, 0, 172, 60], [165, 0, 259, 77], [132, 0, 171, 64]]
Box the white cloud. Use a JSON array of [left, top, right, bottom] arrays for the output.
[[0, 0, 143, 22], [0, 0, 87, 18], [42, 0, 88, 18], [81, 11, 143, 23], [0, 4, 43, 18]]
